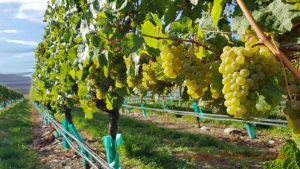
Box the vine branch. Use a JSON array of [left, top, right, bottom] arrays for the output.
[[141, 34, 221, 55], [236, 0, 300, 81]]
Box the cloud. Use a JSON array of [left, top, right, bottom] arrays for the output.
[[0, 37, 37, 46], [0, 0, 45, 3], [0, 29, 21, 33], [0, 0, 48, 22], [16, 2, 48, 22]]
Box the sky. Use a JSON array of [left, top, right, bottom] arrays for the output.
[[0, 0, 47, 75]]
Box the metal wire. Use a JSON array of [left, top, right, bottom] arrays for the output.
[[122, 105, 288, 128], [38, 107, 110, 169]]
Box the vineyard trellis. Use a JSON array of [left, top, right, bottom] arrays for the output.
[[30, 0, 300, 168], [0, 84, 23, 109]]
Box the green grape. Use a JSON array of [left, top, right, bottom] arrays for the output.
[[236, 77, 246, 85], [236, 56, 245, 64], [230, 83, 239, 91], [240, 69, 250, 77]]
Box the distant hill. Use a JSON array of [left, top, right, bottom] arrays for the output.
[[0, 74, 31, 96]]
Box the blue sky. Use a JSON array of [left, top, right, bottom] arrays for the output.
[[0, 0, 47, 75]]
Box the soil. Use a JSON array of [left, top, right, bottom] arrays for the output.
[[30, 105, 106, 169]]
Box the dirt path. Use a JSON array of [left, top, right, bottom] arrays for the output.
[[30, 105, 89, 169], [121, 111, 287, 154]]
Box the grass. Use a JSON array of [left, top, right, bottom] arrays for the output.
[[56, 107, 268, 169], [127, 102, 291, 138], [0, 100, 38, 169]]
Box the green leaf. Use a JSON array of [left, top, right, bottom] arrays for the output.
[[195, 12, 217, 31], [295, 3, 300, 10], [76, 69, 84, 81], [232, 0, 298, 34], [255, 92, 271, 112], [78, 81, 88, 98], [91, 34, 103, 47], [80, 100, 98, 119], [211, 0, 226, 27], [141, 20, 167, 49], [105, 92, 124, 110], [211, 61, 223, 91], [103, 26, 113, 35], [69, 69, 76, 79], [169, 17, 193, 38], [259, 77, 283, 107], [163, 3, 179, 26], [266, 140, 300, 169], [121, 33, 144, 56], [68, 48, 77, 64]]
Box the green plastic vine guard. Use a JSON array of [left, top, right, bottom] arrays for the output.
[[141, 104, 147, 117], [246, 123, 256, 139], [68, 124, 92, 165], [51, 115, 60, 138], [192, 102, 204, 121], [170, 96, 174, 105], [162, 100, 168, 117], [62, 120, 70, 149], [145, 95, 148, 104], [134, 96, 138, 104], [124, 101, 130, 113], [45, 109, 50, 125], [103, 134, 123, 169]]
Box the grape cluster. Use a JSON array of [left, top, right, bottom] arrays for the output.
[[210, 85, 220, 99], [111, 54, 126, 88], [219, 36, 281, 118], [161, 44, 211, 99], [183, 54, 210, 99], [281, 70, 300, 134], [142, 62, 158, 89], [160, 44, 184, 79]]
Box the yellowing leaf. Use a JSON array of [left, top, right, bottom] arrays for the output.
[[211, 0, 226, 27]]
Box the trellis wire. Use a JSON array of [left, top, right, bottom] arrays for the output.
[[37, 106, 110, 169], [122, 105, 288, 128]]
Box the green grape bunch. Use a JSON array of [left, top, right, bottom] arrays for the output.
[[161, 43, 211, 99], [219, 35, 281, 118], [281, 68, 300, 135]]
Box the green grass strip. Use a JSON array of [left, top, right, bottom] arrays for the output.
[[0, 100, 37, 169], [56, 107, 267, 169]]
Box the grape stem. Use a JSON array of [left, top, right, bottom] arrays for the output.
[[236, 0, 300, 81], [140, 34, 221, 55]]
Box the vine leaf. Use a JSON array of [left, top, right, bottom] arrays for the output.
[[121, 33, 144, 56], [78, 82, 88, 98], [163, 2, 179, 26], [211, 0, 226, 27], [232, 0, 298, 34], [106, 92, 124, 110], [141, 20, 166, 49], [259, 77, 282, 107], [255, 92, 271, 112], [195, 12, 217, 31], [80, 100, 98, 119], [169, 17, 193, 38], [211, 61, 223, 91]]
